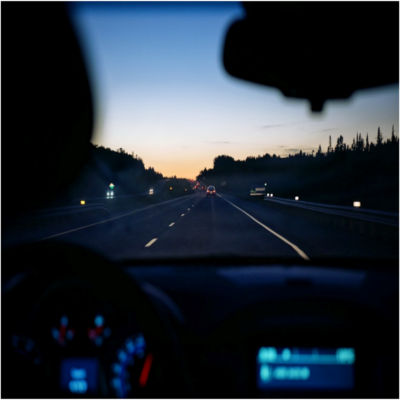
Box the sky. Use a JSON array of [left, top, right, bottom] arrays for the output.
[[71, 2, 399, 179]]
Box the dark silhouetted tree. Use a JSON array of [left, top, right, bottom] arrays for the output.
[[327, 135, 333, 153], [335, 135, 346, 152], [391, 125, 397, 143], [376, 127, 383, 146]]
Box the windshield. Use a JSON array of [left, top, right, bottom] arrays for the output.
[[5, 2, 398, 263]]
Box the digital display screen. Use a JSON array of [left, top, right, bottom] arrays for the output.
[[257, 347, 355, 391], [60, 358, 99, 395]]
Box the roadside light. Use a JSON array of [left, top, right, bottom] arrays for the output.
[[80, 200, 86, 205], [270, 193, 274, 197], [109, 183, 115, 190], [353, 201, 361, 208], [169, 186, 173, 191], [149, 188, 154, 195], [266, 193, 270, 197], [295, 196, 299, 201], [264, 182, 267, 186]]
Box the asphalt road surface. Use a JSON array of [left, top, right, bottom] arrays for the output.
[[33, 192, 398, 261]]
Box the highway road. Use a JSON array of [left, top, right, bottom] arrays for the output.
[[32, 192, 398, 261]]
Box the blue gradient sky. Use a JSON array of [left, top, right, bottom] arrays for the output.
[[71, 2, 399, 179]]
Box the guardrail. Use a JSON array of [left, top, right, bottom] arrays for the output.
[[264, 196, 398, 227]]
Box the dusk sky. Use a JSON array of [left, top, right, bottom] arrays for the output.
[[71, 2, 399, 179]]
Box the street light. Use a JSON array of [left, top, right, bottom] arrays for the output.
[[80, 200, 86, 205], [353, 201, 361, 208], [295, 196, 299, 201]]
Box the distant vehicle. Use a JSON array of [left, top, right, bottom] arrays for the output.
[[250, 186, 266, 197], [206, 185, 216, 196]]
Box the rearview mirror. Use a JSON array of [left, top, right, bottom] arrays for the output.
[[223, 2, 399, 112]]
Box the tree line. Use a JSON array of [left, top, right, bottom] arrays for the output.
[[197, 126, 399, 211], [67, 143, 164, 199]]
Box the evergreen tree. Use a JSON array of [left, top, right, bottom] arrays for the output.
[[335, 135, 345, 152], [327, 135, 333, 153], [391, 125, 397, 143], [356, 133, 364, 151], [376, 126, 383, 146]]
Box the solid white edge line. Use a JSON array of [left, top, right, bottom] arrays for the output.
[[169, 222, 175, 227], [145, 238, 158, 248], [217, 194, 310, 261]]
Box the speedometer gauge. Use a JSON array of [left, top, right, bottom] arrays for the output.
[[111, 334, 153, 398]]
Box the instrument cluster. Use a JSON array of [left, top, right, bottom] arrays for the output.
[[7, 282, 158, 399]]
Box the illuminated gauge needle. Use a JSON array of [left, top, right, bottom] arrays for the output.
[[139, 353, 153, 388]]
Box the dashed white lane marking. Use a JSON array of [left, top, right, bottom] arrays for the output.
[[169, 222, 175, 227], [40, 194, 196, 241], [218, 194, 310, 261], [181, 213, 185, 217], [145, 238, 158, 248]]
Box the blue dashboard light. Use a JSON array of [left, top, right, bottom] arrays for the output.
[[69, 379, 88, 394], [112, 363, 122, 375], [111, 377, 123, 398], [118, 350, 127, 363], [94, 315, 104, 327], [112, 377, 121, 389], [258, 347, 277, 363], [52, 328, 59, 341], [257, 347, 355, 391], [126, 339, 136, 354], [336, 348, 355, 364], [136, 335, 145, 347], [260, 365, 271, 382], [135, 335, 146, 357], [60, 315, 68, 326], [70, 368, 86, 380], [282, 348, 291, 361], [60, 358, 98, 395]]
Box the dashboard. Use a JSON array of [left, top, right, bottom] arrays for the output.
[[2, 242, 398, 398]]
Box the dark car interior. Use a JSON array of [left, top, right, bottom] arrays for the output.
[[2, 2, 399, 398]]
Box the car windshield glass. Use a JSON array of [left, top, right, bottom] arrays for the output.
[[5, 2, 398, 264]]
